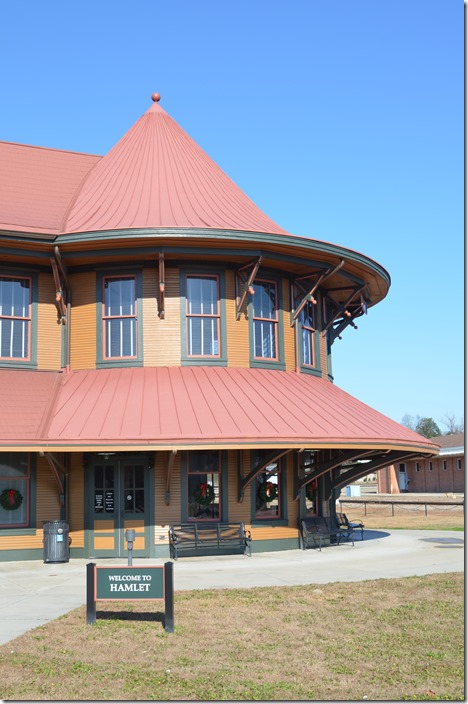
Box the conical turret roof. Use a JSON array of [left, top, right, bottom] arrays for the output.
[[64, 95, 288, 235]]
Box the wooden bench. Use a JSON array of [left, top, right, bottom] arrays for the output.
[[336, 512, 364, 541], [299, 516, 354, 551], [169, 522, 252, 560]]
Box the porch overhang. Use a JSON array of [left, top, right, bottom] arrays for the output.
[[0, 367, 439, 458]]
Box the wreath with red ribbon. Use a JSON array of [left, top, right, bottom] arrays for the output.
[[0, 488, 23, 511], [193, 482, 215, 506], [258, 481, 278, 503], [306, 481, 317, 503]]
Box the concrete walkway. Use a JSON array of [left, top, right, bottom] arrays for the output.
[[0, 529, 463, 645]]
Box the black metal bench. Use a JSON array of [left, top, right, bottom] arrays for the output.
[[337, 512, 364, 541], [299, 516, 354, 551], [169, 522, 252, 560]]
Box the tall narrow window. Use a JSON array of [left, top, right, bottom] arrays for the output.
[[0, 276, 31, 360], [187, 451, 220, 520], [186, 276, 220, 357], [253, 281, 278, 359], [300, 301, 316, 367], [103, 276, 137, 359], [0, 453, 30, 527]]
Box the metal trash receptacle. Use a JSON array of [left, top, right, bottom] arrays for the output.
[[43, 520, 70, 563]]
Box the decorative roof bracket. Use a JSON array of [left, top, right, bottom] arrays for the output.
[[236, 256, 263, 320], [294, 449, 373, 499], [41, 452, 65, 496], [158, 252, 165, 319], [50, 246, 70, 325], [290, 260, 345, 327], [323, 285, 367, 342], [331, 451, 420, 496], [238, 448, 290, 502]]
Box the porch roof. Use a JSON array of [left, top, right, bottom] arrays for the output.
[[0, 367, 439, 455]]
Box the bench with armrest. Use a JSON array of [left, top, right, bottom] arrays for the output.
[[299, 515, 356, 551], [299, 516, 338, 551], [326, 514, 354, 545], [336, 512, 365, 540], [169, 522, 252, 560]]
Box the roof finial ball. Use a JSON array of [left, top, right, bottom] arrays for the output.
[[151, 92, 161, 102]]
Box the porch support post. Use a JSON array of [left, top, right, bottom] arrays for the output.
[[165, 450, 177, 505]]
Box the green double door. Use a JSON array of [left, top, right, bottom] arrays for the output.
[[87, 456, 151, 558]]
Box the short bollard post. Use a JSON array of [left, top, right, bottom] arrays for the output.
[[164, 561, 174, 633], [125, 529, 135, 566], [86, 562, 96, 625]]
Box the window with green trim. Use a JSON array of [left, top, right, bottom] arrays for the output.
[[299, 301, 316, 367], [186, 275, 220, 358], [97, 272, 142, 367], [0, 453, 30, 528], [0, 276, 31, 361], [251, 450, 285, 520], [187, 450, 221, 521], [102, 275, 137, 359], [252, 280, 278, 360]]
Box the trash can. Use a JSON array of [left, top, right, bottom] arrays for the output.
[[43, 520, 70, 563]]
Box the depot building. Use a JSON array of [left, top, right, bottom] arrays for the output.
[[0, 94, 438, 560]]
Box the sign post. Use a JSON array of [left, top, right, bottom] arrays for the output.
[[86, 562, 174, 632]]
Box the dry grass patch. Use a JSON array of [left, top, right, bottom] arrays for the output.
[[340, 504, 464, 531], [0, 572, 464, 701]]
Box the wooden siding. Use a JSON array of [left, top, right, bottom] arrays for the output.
[[36, 456, 61, 524], [227, 450, 251, 522], [37, 272, 62, 370], [70, 271, 97, 370], [143, 267, 181, 366], [282, 279, 296, 371], [319, 332, 328, 379], [226, 270, 250, 367]]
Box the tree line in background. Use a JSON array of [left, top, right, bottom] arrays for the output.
[[402, 414, 464, 439]]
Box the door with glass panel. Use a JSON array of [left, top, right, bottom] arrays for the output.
[[89, 458, 150, 557]]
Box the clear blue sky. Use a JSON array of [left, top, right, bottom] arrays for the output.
[[1, 0, 463, 429]]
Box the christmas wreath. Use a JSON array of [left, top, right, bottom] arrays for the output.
[[0, 488, 23, 511], [306, 482, 317, 503], [193, 482, 215, 506], [258, 481, 278, 503]]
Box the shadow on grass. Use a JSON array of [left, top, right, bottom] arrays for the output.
[[96, 610, 165, 624]]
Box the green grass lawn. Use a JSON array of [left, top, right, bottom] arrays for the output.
[[0, 572, 463, 701]]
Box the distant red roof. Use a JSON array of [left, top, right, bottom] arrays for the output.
[[0, 141, 99, 235], [0, 367, 439, 454]]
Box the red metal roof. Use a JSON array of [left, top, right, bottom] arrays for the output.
[[0, 370, 60, 440], [0, 142, 99, 235], [0, 367, 438, 454], [63, 99, 289, 236]]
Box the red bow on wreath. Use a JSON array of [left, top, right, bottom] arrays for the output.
[[199, 483, 208, 498], [265, 482, 273, 498], [7, 489, 16, 507]]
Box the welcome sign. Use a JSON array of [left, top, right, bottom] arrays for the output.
[[96, 566, 164, 600], [86, 562, 174, 632]]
